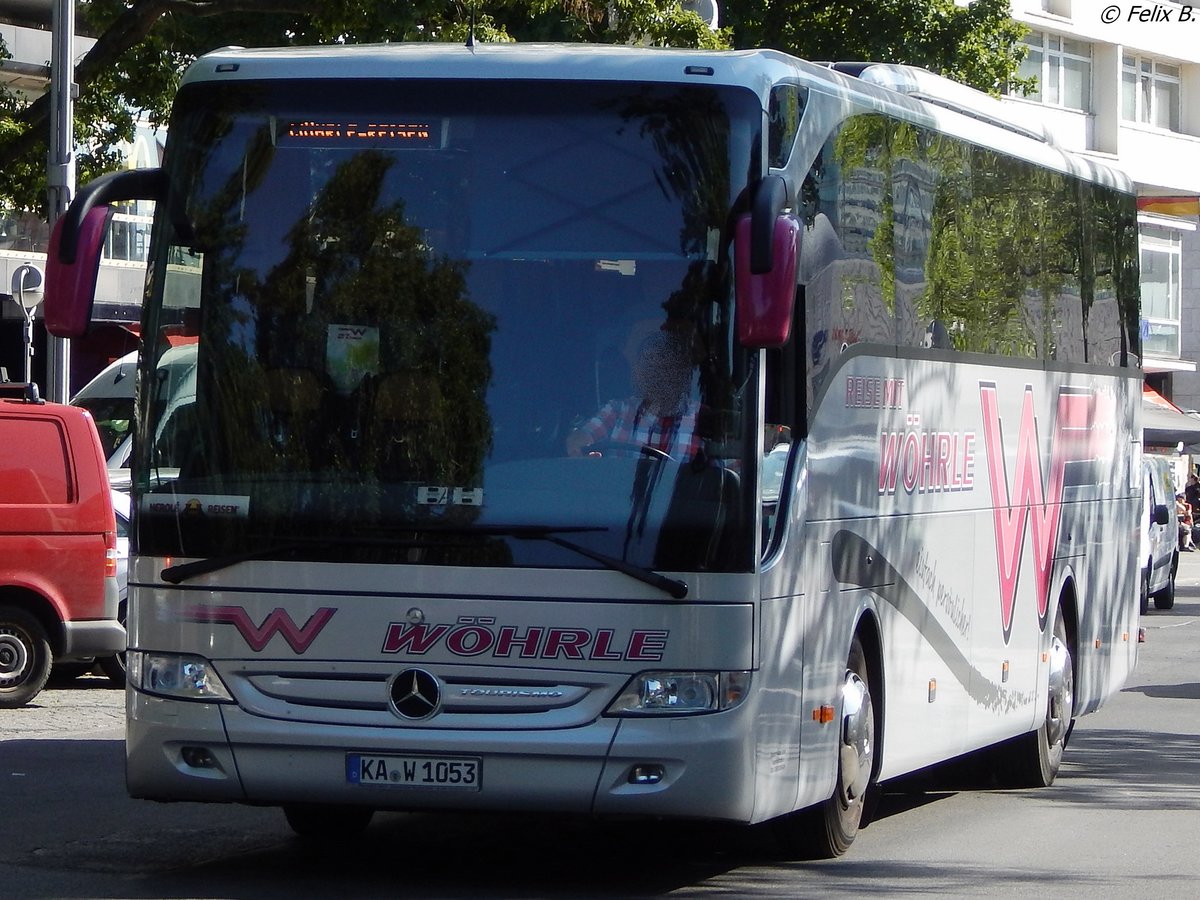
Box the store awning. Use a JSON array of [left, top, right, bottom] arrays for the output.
[[1144, 385, 1200, 446]]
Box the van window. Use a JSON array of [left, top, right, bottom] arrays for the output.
[[0, 417, 72, 504]]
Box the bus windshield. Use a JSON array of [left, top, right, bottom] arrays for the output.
[[136, 78, 762, 575]]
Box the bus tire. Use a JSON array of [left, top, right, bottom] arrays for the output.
[[999, 608, 1074, 788], [1139, 565, 1150, 615], [283, 803, 374, 838], [773, 634, 875, 859], [0, 605, 53, 709]]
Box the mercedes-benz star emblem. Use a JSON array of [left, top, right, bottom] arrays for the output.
[[389, 668, 441, 720]]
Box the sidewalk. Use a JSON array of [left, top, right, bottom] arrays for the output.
[[1173, 543, 1200, 594]]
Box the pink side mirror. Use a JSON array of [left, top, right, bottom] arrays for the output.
[[44, 206, 111, 339], [735, 213, 799, 348]]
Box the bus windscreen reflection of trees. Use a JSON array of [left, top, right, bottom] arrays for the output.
[[194, 142, 495, 528]]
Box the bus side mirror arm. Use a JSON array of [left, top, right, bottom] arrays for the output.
[[735, 175, 799, 348], [55, 168, 169, 263], [45, 168, 174, 339]]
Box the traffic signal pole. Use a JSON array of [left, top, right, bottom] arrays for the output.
[[45, 0, 75, 401]]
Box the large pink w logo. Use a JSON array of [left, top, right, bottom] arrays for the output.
[[184, 606, 336, 653], [979, 384, 1096, 643]]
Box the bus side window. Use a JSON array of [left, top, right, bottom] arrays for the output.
[[762, 330, 799, 550]]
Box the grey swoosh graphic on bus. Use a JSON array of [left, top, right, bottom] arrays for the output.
[[831, 529, 1035, 715]]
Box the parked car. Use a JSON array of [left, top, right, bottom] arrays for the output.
[[1141, 455, 1179, 613], [45, 488, 130, 687], [0, 381, 126, 706]]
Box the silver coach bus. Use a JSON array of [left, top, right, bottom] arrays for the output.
[[45, 43, 1142, 858]]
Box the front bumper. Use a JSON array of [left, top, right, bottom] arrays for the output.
[[126, 690, 758, 822]]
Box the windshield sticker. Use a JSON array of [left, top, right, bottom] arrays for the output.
[[143, 494, 250, 518], [326, 324, 380, 394], [417, 486, 484, 506]]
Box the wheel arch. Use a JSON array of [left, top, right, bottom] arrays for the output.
[[1052, 575, 1080, 718], [852, 608, 884, 781], [0, 586, 67, 657], [1055, 576, 1079, 660]]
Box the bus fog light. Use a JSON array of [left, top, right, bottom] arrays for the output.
[[629, 764, 665, 784], [130, 651, 234, 703], [606, 671, 750, 715], [181, 746, 219, 769]]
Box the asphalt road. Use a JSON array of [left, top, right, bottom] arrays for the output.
[[2, 554, 1200, 898]]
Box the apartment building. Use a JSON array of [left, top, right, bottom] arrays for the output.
[[1004, 0, 1200, 441]]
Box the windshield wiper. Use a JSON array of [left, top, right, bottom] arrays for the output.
[[161, 541, 308, 584], [352, 524, 688, 598], [160, 534, 436, 584], [160, 525, 688, 598], [518, 530, 689, 599]]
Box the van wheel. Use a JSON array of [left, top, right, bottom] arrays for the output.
[[772, 634, 875, 858], [0, 605, 53, 708], [98, 653, 126, 686], [1153, 571, 1176, 611], [98, 601, 127, 687]]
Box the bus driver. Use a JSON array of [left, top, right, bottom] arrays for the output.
[[566, 330, 701, 461]]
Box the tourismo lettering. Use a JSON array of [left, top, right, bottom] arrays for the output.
[[381, 622, 669, 661]]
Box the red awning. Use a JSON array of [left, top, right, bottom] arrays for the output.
[[1144, 385, 1200, 446]]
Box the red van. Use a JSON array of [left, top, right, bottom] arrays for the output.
[[0, 380, 125, 707]]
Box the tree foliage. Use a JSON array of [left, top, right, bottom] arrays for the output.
[[0, 0, 1027, 213], [723, 0, 1030, 94]]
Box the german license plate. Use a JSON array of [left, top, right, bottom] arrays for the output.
[[346, 753, 482, 790]]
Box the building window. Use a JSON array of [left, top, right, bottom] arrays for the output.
[[104, 209, 154, 264], [1018, 32, 1091, 111], [1041, 0, 1070, 13], [1141, 224, 1183, 358], [1122, 55, 1181, 131]]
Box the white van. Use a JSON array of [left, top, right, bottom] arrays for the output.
[[70, 345, 197, 475], [70, 350, 137, 469], [1141, 455, 1179, 613]]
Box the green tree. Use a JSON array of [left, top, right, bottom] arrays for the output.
[[723, 0, 1031, 94], [0, 0, 728, 212], [0, 0, 1029, 213]]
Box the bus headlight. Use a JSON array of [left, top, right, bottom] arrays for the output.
[[606, 671, 750, 715], [128, 651, 235, 703]]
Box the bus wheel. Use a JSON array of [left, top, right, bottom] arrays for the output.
[[0, 605, 53, 709], [283, 803, 374, 839], [773, 634, 875, 859], [1000, 609, 1074, 788], [1139, 566, 1150, 615]]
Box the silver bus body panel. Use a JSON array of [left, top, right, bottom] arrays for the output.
[[765, 348, 1140, 784]]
